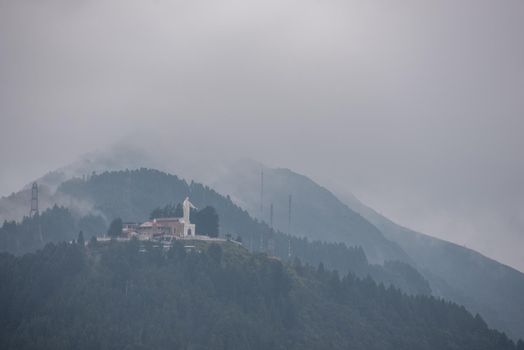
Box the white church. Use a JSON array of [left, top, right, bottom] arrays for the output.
[[121, 197, 223, 241], [98, 197, 227, 248], [98, 197, 225, 247], [133, 197, 198, 239]]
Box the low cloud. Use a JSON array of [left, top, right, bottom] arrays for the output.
[[1, 0, 523, 270]]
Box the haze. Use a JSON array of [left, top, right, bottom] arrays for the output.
[[1, 0, 523, 271]]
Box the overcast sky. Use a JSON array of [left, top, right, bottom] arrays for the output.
[[1, 0, 523, 271]]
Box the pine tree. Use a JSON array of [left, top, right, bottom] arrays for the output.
[[77, 230, 85, 247], [107, 218, 123, 237]]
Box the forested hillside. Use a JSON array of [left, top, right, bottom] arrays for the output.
[[341, 191, 524, 341], [210, 160, 524, 340], [0, 169, 430, 295], [56, 169, 430, 294], [0, 240, 521, 350], [0, 205, 105, 255]]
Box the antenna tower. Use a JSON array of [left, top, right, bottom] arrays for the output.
[[287, 194, 292, 258], [266, 203, 275, 255], [288, 194, 292, 233], [260, 168, 264, 216], [30, 182, 39, 217], [29, 182, 44, 244], [270, 203, 274, 228]]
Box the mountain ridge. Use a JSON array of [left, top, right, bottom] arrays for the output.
[[337, 191, 524, 340], [1, 149, 523, 339], [205, 159, 524, 339], [0, 168, 432, 296]]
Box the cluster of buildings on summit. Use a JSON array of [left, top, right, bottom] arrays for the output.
[[126, 197, 197, 240], [103, 197, 223, 244]]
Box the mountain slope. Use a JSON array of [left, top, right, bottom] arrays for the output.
[[53, 169, 431, 295], [206, 159, 409, 264], [338, 192, 524, 341], [208, 160, 524, 340], [0, 145, 161, 224], [2, 151, 523, 339], [1, 240, 521, 350], [0, 151, 406, 264]]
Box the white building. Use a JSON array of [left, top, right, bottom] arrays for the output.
[[136, 197, 197, 240]]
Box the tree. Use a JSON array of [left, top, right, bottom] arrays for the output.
[[149, 203, 182, 219], [107, 218, 123, 237], [77, 231, 85, 247], [193, 206, 219, 237]]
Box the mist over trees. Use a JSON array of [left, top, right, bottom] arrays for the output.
[[0, 205, 105, 255]]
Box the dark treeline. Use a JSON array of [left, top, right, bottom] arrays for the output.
[[0, 240, 522, 350], [0, 205, 105, 255], [272, 234, 432, 295]]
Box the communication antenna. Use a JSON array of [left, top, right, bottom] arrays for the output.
[[29, 182, 44, 244], [288, 194, 292, 258], [270, 203, 274, 229], [288, 194, 292, 233], [267, 203, 275, 256], [30, 182, 39, 217], [260, 168, 264, 216]]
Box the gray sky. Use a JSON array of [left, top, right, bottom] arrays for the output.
[[1, 0, 523, 271]]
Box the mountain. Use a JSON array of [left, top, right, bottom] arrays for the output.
[[0, 145, 161, 224], [1, 147, 523, 339], [1, 240, 522, 350], [208, 160, 524, 340], [338, 191, 524, 343], [0, 169, 432, 296], [204, 159, 409, 264]]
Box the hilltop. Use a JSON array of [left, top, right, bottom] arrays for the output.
[[0, 169, 432, 296]]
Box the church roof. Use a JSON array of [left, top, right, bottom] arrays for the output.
[[154, 217, 182, 222]]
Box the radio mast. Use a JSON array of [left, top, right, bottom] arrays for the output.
[[30, 182, 39, 217], [287, 194, 292, 258], [270, 202, 274, 228], [260, 168, 264, 216], [288, 194, 292, 233], [29, 182, 44, 244]]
